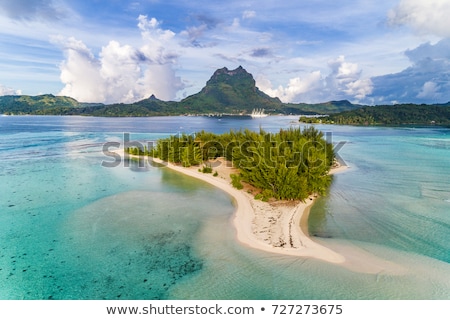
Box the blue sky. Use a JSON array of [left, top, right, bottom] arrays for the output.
[[1, 0, 449, 105]]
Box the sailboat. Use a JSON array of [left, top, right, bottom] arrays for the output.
[[250, 108, 268, 118]]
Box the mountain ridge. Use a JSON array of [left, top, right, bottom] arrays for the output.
[[0, 66, 361, 116], [1, 66, 449, 122]]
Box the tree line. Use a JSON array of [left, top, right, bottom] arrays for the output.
[[325, 104, 450, 125], [141, 127, 334, 201]]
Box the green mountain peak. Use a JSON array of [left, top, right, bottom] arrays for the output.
[[181, 66, 281, 114]]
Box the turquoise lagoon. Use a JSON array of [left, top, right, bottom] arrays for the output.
[[0, 116, 449, 299]]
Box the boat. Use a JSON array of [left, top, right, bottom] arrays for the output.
[[250, 108, 268, 118]]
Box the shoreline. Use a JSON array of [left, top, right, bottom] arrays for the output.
[[119, 151, 408, 274], [148, 155, 347, 264]]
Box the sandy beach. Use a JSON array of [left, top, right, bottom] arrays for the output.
[[119, 150, 406, 274], [147, 156, 347, 263]]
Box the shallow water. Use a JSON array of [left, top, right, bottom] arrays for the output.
[[0, 116, 449, 299]]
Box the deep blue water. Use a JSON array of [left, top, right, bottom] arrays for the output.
[[0, 115, 449, 299]]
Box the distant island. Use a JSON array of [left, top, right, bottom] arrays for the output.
[[300, 104, 450, 126], [1, 66, 450, 125]]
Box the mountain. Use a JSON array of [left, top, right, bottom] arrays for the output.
[[179, 66, 283, 114], [283, 100, 362, 115], [0, 94, 82, 115], [0, 67, 361, 116], [70, 94, 178, 117], [3, 66, 448, 120]]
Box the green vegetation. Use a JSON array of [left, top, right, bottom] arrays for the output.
[[0, 94, 83, 115], [126, 146, 152, 156], [201, 164, 213, 174], [152, 133, 203, 167], [254, 189, 273, 202], [152, 127, 334, 201], [299, 116, 327, 124], [324, 104, 450, 125], [287, 100, 361, 115], [230, 174, 244, 190]]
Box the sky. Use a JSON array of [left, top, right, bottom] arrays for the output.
[[1, 0, 450, 105]]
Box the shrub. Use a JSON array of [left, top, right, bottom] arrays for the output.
[[202, 164, 213, 173], [261, 189, 273, 201], [254, 193, 264, 200], [230, 173, 243, 190]]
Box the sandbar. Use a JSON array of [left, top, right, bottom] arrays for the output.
[[119, 151, 406, 274], [150, 156, 345, 263]]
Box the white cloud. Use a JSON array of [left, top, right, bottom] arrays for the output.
[[388, 0, 450, 37], [325, 56, 373, 101], [257, 56, 372, 103], [0, 84, 22, 96], [138, 15, 176, 45], [417, 81, 439, 99], [344, 79, 373, 100], [99, 41, 143, 103], [54, 16, 184, 103], [370, 39, 450, 104], [326, 56, 360, 90], [56, 37, 105, 103], [257, 71, 323, 103], [2, 1, 446, 105], [405, 40, 450, 63]]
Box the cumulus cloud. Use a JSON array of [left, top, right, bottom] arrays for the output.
[[344, 79, 373, 101], [0, 0, 69, 21], [324, 56, 373, 100], [370, 39, 450, 104], [257, 56, 372, 103], [417, 81, 440, 99], [405, 39, 450, 62], [138, 15, 176, 48], [388, 0, 450, 37], [56, 37, 105, 102], [55, 16, 184, 103], [0, 84, 22, 96], [257, 71, 323, 103]]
